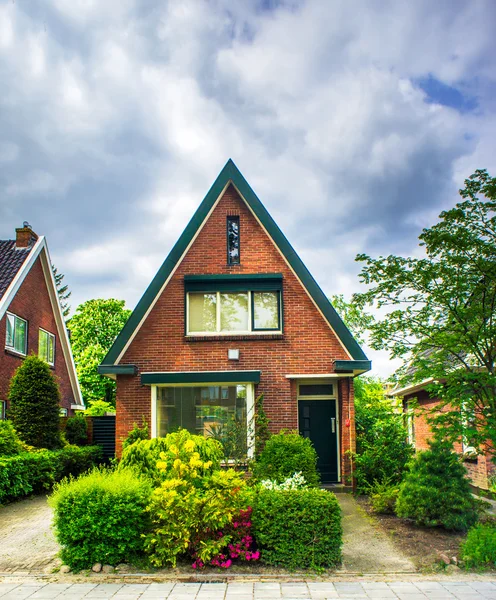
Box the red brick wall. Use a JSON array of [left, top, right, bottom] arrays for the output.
[[405, 390, 493, 490], [0, 256, 75, 414], [115, 184, 355, 480]]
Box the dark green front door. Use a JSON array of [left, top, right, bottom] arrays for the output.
[[298, 400, 338, 483]]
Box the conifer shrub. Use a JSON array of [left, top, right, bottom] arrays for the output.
[[8, 355, 62, 449], [252, 488, 342, 569], [119, 429, 223, 484], [252, 432, 320, 487], [461, 524, 496, 569], [122, 417, 149, 450], [0, 421, 23, 456], [65, 414, 88, 446], [395, 439, 480, 531], [50, 468, 152, 570]]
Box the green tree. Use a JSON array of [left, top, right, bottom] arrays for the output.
[[8, 355, 62, 449], [68, 299, 131, 408], [354, 170, 496, 453], [330, 294, 374, 345], [52, 265, 71, 319]]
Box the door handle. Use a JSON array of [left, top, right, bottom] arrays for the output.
[[330, 417, 336, 434]]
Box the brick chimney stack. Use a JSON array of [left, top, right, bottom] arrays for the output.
[[15, 221, 38, 249]]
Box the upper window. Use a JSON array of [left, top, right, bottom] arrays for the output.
[[227, 216, 240, 264], [39, 329, 55, 366], [187, 290, 281, 334], [5, 313, 27, 355]]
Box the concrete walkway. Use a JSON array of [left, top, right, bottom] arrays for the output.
[[337, 494, 416, 574], [1, 581, 496, 599]]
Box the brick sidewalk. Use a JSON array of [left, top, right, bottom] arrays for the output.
[[0, 582, 496, 599]]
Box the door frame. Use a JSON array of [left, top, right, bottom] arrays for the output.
[[297, 379, 341, 483]]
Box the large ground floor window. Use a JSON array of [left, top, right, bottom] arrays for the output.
[[152, 383, 255, 457]]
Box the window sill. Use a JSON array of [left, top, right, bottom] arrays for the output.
[[4, 348, 26, 359], [185, 333, 284, 342]]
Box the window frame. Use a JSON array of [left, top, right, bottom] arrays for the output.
[[38, 328, 56, 366], [5, 312, 28, 356], [186, 290, 282, 335], [226, 216, 240, 265]]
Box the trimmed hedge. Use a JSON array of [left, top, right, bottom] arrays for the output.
[[252, 488, 342, 569], [0, 445, 102, 504], [461, 524, 496, 569], [65, 415, 88, 446], [50, 468, 152, 570], [252, 432, 320, 487]]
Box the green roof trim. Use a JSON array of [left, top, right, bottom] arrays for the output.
[[141, 370, 261, 385], [334, 360, 372, 373], [98, 364, 138, 376], [102, 159, 368, 366]]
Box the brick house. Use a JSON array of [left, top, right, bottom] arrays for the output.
[[0, 223, 84, 417], [392, 379, 495, 491], [99, 160, 370, 483]]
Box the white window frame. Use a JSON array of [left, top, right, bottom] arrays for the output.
[[406, 400, 416, 448], [5, 312, 28, 356], [186, 291, 281, 336], [151, 382, 255, 458], [38, 328, 56, 366]]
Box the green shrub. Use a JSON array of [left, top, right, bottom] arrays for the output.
[[65, 415, 88, 446], [252, 488, 342, 569], [396, 439, 479, 531], [119, 429, 223, 484], [369, 479, 399, 515], [8, 355, 62, 449], [252, 432, 320, 487], [50, 468, 152, 570], [354, 378, 413, 493], [0, 421, 23, 456], [0, 445, 102, 504], [461, 524, 496, 568], [122, 417, 149, 450], [84, 400, 115, 416]]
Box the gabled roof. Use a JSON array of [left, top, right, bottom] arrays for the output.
[[0, 236, 84, 408], [0, 240, 32, 300], [102, 159, 370, 368]]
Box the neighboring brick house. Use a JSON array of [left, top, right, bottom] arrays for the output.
[[99, 160, 370, 483], [392, 378, 495, 491], [0, 223, 84, 417]]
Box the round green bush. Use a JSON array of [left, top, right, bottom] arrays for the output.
[[461, 524, 496, 568], [49, 468, 152, 570], [396, 439, 479, 531], [65, 415, 88, 446], [252, 432, 320, 487], [0, 421, 23, 456], [8, 355, 62, 449], [252, 488, 342, 569]]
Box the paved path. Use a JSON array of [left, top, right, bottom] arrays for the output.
[[337, 494, 416, 574], [1, 581, 496, 599], [0, 496, 59, 574]]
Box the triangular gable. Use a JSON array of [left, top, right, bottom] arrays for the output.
[[103, 159, 369, 366], [0, 237, 84, 407]]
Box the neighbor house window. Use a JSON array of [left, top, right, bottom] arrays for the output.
[[227, 216, 240, 264], [5, 313, 27, 355], [0, 400, 5, 420], [39, 329, 55, 366], [187, 290, 281, 334]]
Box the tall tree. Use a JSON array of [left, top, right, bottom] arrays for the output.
[[354, 169, 496, 452], [68, 299, 131, 407], [52, 265, 71, 319], [330, 293, 374, 346]]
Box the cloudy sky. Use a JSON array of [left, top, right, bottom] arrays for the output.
[[1, 0, 495, 376]]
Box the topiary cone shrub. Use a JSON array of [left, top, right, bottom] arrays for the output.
[[8, 355, 62, 449], [395, 438, 479, 531]]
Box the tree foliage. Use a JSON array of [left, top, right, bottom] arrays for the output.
[[8, 355, 62, 449], [354, 170, 496, 452], [68, 299, 131, 408], [52, 265, 71, 319], [330, 293, 374, 345]]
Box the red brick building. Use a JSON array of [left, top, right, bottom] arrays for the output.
[[392, 381, 495, 491], [100, 160, 370, 483], [0, 224, 84, 417]]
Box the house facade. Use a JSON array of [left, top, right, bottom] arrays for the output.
[[392, 381, 495, 491], [100, 160, 370, 483], [0, 224, 84, 418]]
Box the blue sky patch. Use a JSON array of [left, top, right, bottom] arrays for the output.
[[417, 75, 478, 113]]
